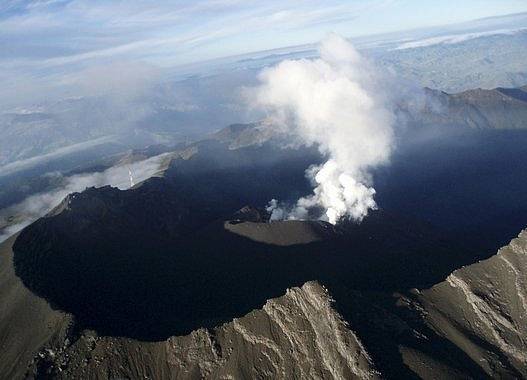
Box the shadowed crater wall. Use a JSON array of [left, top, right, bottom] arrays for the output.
[[11, 131, 527, 342]]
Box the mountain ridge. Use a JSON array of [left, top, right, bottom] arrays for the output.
[[3, 219, 527, 378]]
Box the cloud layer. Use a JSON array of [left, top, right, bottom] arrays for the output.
[[254, 34, 394, 224], [0, 153, 169, 242]]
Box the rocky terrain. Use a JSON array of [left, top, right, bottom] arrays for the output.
[[1, 89, 527, 379], [25, 280, 380, 380], [5, 233, 379, 380], [0, 234, 72, 380], [415, 229, 527, 377], [2, 7, 527, 380], [2, 213, 527, 379], [1, 129, 525, 380], [332, 229, 527, 379]]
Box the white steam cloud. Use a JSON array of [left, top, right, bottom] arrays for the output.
[[254, 34, 394, 224], [0, 153, 170, 243]]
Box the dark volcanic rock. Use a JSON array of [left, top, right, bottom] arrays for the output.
[[5, 221, 527, 379], [4, 124, 527, 379], [330, 229, 527, 379], [26, 282, 380, 380], [3, 233, 380, 379], [11, 174, 469, 341], [225, 218, 335, 246], [413, 229, 527, 378], [230, 205, 271, 223]]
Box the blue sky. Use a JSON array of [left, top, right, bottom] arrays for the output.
[[1, 0, 527, 108], [2, 0, 527, 67]]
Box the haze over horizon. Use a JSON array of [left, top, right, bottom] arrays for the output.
[[2, 0, 527, 109]]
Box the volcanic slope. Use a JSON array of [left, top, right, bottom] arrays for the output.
[[4, 216, 527, 378], [413, 229, 527, 378], [331, 228, 527, 379], [0, 234, 71, 380], [1, 230, 379, 379], [3, 126, 527, 378]]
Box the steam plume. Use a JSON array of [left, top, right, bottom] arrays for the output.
[[254, 34, 394, 224]]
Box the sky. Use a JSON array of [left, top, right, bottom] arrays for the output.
[[1, 0, 527, 108]]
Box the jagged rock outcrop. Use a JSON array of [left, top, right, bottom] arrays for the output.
[[305, 229, 527, 379], [414, 229, 527, 378], [35, 282, 378, 380]]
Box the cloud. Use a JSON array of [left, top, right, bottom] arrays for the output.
[[0, 1, 395, 78], [0, 153, 170, 242], [0, 2, 290, 108], [395, 27, 527, 50], [61, 61, 162, 99], [0, 136, 116, 176], [253, 34, 394, 224]]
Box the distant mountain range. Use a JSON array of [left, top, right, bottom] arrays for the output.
[[0, 96, 195, 169], [198, 13, 527, 93], [405, 85, 527, 130], [1, 82, 527, 244], [3, 81, 525, 175], [378, 29, 527, 93], [2, 14, 527, 172]]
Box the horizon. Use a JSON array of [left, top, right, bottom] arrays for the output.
[[1, 5, 527, 109]]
